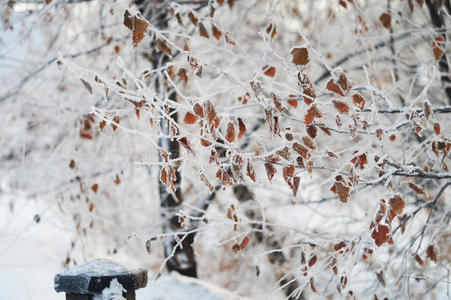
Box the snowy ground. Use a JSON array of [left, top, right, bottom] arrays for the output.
[[0, 195, 245, 300]]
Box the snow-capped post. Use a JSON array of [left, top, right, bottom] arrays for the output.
[[54, 259, 147, 300]]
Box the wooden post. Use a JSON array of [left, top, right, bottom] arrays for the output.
[[54, 259, 147, 300]]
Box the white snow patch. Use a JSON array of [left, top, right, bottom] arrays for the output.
[[93, 278, 126, 300]]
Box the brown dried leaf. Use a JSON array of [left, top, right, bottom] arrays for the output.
[[237, 118, 246, 139], [434, 123, 441, 135], [188, 11, 198, 25], [408, 182, 424, 194], [308, 255, 317, 267], [293, 176, 300, 197], [132, 15, 149, 47], [306, 125, 317, 139], [266, 23, 277, 38], [293, 142, 310, 159], [177, 68, 188, 83], [80, 79, 92, 94], [199, 23, 209, 38], [291, 47, 309, 65], [155, 39, 171, 56], [200, 172, 214, 192], [379, 12, 391, 30], [331, 180, 350, 203], [415, 254, 424, 266], [111, 116, 120, 132], [225, 33, 236, 45], [245, 160, 256, 182], [264, 162, 276, 181], [178, 137, 195, 156], [302, 136, 315, 150], [426, 245, 438, 262], [225, 122, 236, 143], [310, 277, 317, 293], [175, 13, 183, 26], [193, 103, 204, 118]]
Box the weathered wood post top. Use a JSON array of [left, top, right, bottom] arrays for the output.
[[54, 258, 148, 300]]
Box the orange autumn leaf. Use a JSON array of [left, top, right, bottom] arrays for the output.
[[287, 94, 298, 108], [240, 236, 250, 250], [333, 99, 349, 114], [91, 184, 98, 193], [326, 72, 351, 96], [200, 138, 212, 147], [184, 112, 197, 124], [291, 47, 309, 65], [432, 36, 445, 61], [389, 195, 405, 215], [99, 120, 106, 131], [114, 174, 121, 185], [262, 65, 276, 77], [304, 103, 322, 125], [212, 24, 222, 40], [352, 93, 365, 110]]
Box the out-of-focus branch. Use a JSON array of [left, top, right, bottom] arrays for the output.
[[425, 0, 451, 104], [314, 26, 449, 84]]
